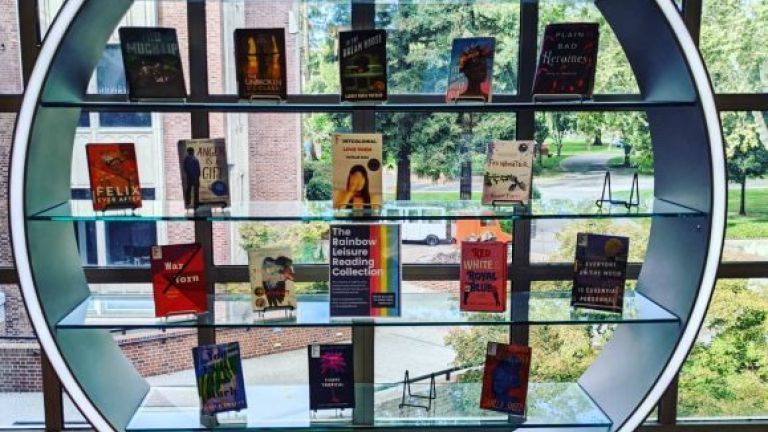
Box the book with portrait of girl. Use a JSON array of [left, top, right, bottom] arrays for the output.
[[332, 133, 383, 210], [446, 37, 496, 103], [481, 140, 535, 206], [248, 247, 297, 312]]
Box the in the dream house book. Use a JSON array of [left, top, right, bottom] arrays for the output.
[[308, 344, 355, 410], [533, 23, 599, 99], [480, 342, 531, 416], [234, 28, 287, 100], [330, 224, 401, 317], [119, 27, 187, 99], [151, 243, 207, 317], [446, 37, 495, 103], [177, 138, 230, 209], [572, 233, 629, 313], [249, 247, 297, 312], [481, 140, 535, 205], [460, 241, 507, 312], [85, 143, 142, 211], [332, 133, 383, 210], [339, 30, 387, 102], [193, 342, 247, 416]]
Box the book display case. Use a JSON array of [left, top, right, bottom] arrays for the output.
[[9, 0, 725, 431]]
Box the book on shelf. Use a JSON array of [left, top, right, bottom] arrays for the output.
[[193, 342, 248, 416], [177, 138, 230, 209], [85, 143, 142, 211], [151, 243, 207, 318], [118, 27, 187, 100], [481, 140, 535, 206], [339, 29, 388, 102], [332, 133, 383, 210], [248, 247, 297, 312], [330, 224, 401, 317], [572, 233, 629, 313], [446, 37, 496, 103], [234, 28, 287, 100], [460, 241, 508, 312], [308, 344, 356, 410], [532, 23, 600, 100], [480, 342, 531, 416]]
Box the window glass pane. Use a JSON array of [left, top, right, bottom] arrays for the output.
[[95, 45, 152, 127], [106, 222, 156, 266], [0, 0, 23, 94]]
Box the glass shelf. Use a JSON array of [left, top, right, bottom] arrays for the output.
[[126, 382, 610, 431], [56, 291, 678, 330], [30, 198, 705, 223]]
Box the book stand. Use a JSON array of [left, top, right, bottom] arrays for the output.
[[253, 305, 295, 320], [200, 410, 247, 428], [160, 309, 200, 322], [449, 95, 488, 104], [532, 94, 587, 102], [398, 370, 437, 412], [311, 408, 350, 421], [491, 199, 529, 211], [247, 94, 283, 103], [595, 171, 640, 209]]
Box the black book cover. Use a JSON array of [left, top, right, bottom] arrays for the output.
[[571, 233, 629, 313], [234, 28, 287, 100], [533, 23, 599, 98], [308, 344, 355, 410], [339, 30, 388, 102], [119, 27, 187, 99]]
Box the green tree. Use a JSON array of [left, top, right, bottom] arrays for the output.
[[723, 112, 768, 216]]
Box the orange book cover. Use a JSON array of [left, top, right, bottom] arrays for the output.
[[85, 143, 142, 211], [151, 243, 207, 317], [480, 342, 531, 416]]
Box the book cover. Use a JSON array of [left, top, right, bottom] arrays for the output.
[[85, 143, 142, 211], [533, 23, 600, 98], [332, 133, 383, 210], [481, 140, 535, 205], [339, 30, 387, 102], [460, 241, 507, 312], [234, 28, 287, 100], [308, 344, 355, 410], [177, 138, 230, 209], [480, 342, 531, 416], [151, 243, 207, 317], [572, 233, 630, 313], [330, 224, 401, 317], [193, 342, 248, 416], [119, 27, 187, 99], [446, 37, 495, 103], [249, 247, 297, 312]]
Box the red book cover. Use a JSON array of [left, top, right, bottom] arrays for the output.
[[533, 23, 600, 98], [151, 243, 207, 317], [460, 241, 507, 312], [85, 143, 142, 211], [480, 342, 531, 416]]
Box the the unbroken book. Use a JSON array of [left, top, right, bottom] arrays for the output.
[[234, 28, 287, 100], [119, 27, 187, 99], [85, 143, 142, 211]]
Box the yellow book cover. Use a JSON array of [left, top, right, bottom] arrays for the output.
[[332, 133, 383, 210]]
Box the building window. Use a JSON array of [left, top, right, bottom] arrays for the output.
[[106, 222, 156, 266], [95, 44, 152, 128]]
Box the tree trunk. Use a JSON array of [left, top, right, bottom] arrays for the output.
[[396, 144, 411, 201], [740, 177, 747, 216]]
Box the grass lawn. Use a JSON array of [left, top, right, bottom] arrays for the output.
[[727, 187, 768, 239]]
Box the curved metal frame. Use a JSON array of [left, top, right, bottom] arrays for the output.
[[9, 0, 725, 431]]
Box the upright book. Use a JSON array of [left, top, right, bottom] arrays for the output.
[[151, 243, 207, 317], [446, 37, 496, 103], [332, 133, 383, 210], [460, 241, 507, 312], [308, 344, 355, 410], [330, 224, 401, 317], [249, 247, 298, 312], [339, 30, 388, 102], [177, 138, 230, 209], [85, 143, 142, 211], [481, 140, 535, 205], [193, 342, 248, 416], [572, 233, 629, 313], [119, 27, 187, 99], [234, 28, 287, 100], [480, 342, 531, 416], [533, 23, 600, 99]]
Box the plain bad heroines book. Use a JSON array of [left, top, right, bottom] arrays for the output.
[[460, 241, 507, 312], [482, 140, 535, 206], [151, 243, 207, 317], [339, 30, 388, 102], [249, 247, 297, 312], [332, 133, 383, 210], [177, 139, 230, 209], [572, 233, 629, 313], [85, 143, 142, 211], [330, 224, 401, 317], [234, 28, 287, 100], [533, 23, 600, 99], [193, 342, 247, 416], [480, 342, 531, 416], [119, 27, 187, 99], [446, 37, 495, 103], [308, 344, 355, 410]]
